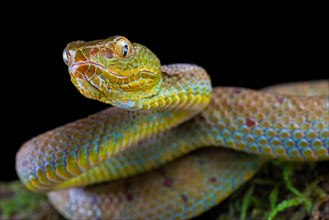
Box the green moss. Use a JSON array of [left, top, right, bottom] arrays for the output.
[[206, 160, 329, 220], [0, 181, 64, 220]]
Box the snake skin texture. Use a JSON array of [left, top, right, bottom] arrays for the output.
[[48, 149, 261, 219], [16, 36, 329, 220]]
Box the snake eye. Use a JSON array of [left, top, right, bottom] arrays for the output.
[[115, 37, 134, 58], [63, 49, 69, 65]]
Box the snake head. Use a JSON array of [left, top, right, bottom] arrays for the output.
[[63, 36, 162, 109]]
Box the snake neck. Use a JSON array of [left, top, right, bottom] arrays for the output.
[[116, 64, 212, 113]]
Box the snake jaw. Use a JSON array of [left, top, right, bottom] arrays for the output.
[[68, 63, 115, 105]]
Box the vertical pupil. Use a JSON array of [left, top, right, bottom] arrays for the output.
[[123, 44, 128, 57]]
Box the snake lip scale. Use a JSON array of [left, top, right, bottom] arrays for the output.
[[16, 36, 328, 220]]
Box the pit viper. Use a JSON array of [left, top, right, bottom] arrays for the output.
[[16, 36, 329, 220]]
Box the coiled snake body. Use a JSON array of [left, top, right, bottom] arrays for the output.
[[16, 36, 329, 219]]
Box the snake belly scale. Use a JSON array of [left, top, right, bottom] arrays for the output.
[[16, 36, 329, 219]]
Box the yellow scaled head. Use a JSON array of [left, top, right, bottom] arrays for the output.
[[63, 36, 162, 109]]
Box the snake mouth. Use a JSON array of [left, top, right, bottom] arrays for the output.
[[70, 61, 107, 77], [71, 61, 139, 79], [70, 61, 140, 87]]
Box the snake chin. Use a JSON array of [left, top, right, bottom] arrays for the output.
[[115, 100, 136, 109]]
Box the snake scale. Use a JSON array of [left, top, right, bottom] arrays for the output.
[[16, 36, 329, 220]]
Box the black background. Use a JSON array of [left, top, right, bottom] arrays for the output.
[[3, 8, 327, 183]]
